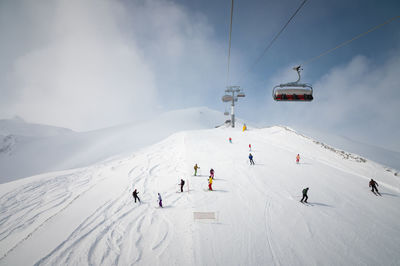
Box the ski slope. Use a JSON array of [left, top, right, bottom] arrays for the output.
[[0, 107, 226, 183], [1, 125, 399, 265]]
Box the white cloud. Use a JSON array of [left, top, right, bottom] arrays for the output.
[[0, 0, 229, 130], [262, 54, 400, 151]]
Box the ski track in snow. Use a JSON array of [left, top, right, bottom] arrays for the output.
[[1, 127, 400, 265], [0, 168, 105, 261], [264, 200, 279, 266], [33, 140, 183, 265]]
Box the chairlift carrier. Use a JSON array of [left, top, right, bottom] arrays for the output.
[[273, 66, 313, 101]]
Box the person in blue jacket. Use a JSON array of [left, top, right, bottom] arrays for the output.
[[249, 153, 255, 165]]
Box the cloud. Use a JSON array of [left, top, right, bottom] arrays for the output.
[[261, 53, 400, 151], [0, 0, 229, 131]]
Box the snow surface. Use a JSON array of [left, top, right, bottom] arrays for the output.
[[292, 126, 400, 171], [0, 107, 227, 183], [1, 125, 400, 266]]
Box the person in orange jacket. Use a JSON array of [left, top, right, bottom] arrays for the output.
[[296, 154, 300, 164], [208, 176, 213, 191]]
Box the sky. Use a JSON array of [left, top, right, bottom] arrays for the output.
[[0, 0, 399, 151]]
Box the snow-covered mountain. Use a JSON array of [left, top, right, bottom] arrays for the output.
[[0, 125, 399, 265], [0, 107, 227, 183], [293, 126, 400, 171]]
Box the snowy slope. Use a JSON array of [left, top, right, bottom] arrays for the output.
[[293, 126, 400, 171], [0, 117, 73, 137], [0, 107, 226, 183], [1, 125, 399, 266]]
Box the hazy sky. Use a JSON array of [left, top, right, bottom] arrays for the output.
[[0, 0, 399, 151]]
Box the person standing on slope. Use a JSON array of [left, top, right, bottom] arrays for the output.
[[249, 153, 255, 165], [229, 137, 232, 143], [132, 189, 141, 203], [300, 187, 309, 203], [194, 164, 200, 176], [180, 179, 185, 192], [296, 154, 300, 164], [210, 168, 214, 179], [208, 176, 213, 191], [158, 193, 163, 208], [369, 179, 379, 194], [249, 144, 252, 152]]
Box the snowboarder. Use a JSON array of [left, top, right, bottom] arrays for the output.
[[249, 153, 255, 165], [210, 168, 214, 179], [208, 176, 213, 191], [296, 154, 300, 164], [369, 179, 379, 194], [229, 137, 232, 143], [132, 189, 140, 203], [300, 187, 309, 203], [158, 193, 163, 208], [243, 124, 247, 131], [194, 164, 200, 176], [180, 179, 185, 192], [249, 144, 252, 152]]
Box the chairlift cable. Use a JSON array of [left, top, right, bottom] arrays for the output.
[[226, 0, 235, 86], [239, 0, 308, 83], [300, 15, 400, 66]]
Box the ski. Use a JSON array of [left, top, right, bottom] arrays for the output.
[[371, 191, 380, 196]]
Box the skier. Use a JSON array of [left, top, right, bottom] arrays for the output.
[[369, 179, 379, 194], [229, 137, 232, 143], [180, 179, 185, 192], [300, 187, 309, 203], [243, 123, 247, 131], [210, 168, 214, 179], [158, 193, 163, 208], [132, 189, 141, 203], [296, 154, 300, 164], [249, 144, 252, 152], [208, 176, 213, 191], [249, 153, 255, 165], [194, 163, 200, 176]]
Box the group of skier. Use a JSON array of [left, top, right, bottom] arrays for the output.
[[300, 178, 381, 204], [132, 128, 384, 207], [132, 189, 164, 207]]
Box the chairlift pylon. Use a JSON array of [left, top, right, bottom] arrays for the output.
[[272, 66, 313, 102]]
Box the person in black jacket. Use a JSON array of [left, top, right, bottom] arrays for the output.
[[300, 187, 309, 203], [369, 179, 379, 193], [132, 189, 140, 203], [180, 179, 185, 192]]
